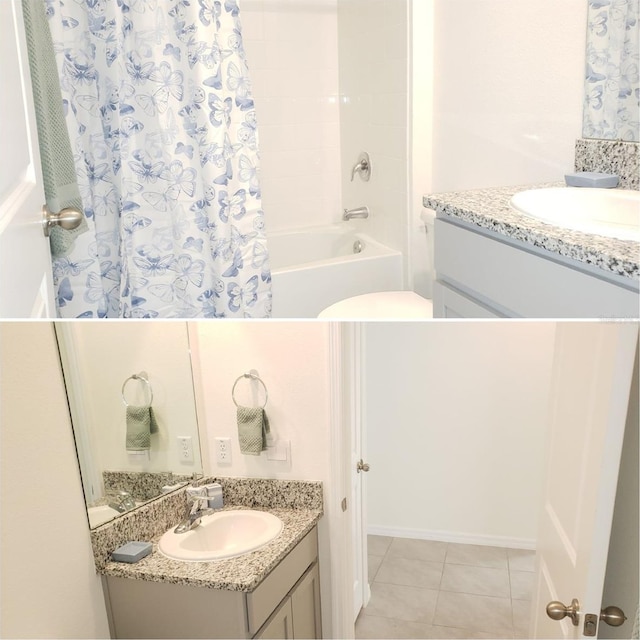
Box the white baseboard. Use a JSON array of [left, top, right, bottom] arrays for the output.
[[367, 525, 536, 551]]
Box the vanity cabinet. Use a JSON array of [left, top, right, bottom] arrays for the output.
[[434, 217, 640, 318], [104, 527, 321, 639]]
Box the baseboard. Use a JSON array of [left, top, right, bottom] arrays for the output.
[[367, 525, 536, 551]]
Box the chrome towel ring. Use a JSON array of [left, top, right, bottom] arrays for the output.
[[232, 371, 268, 408], [121, 372, 153, 407]]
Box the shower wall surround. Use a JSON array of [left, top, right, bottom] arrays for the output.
[[241, 0, 342, 232], [338, 0, 409, 255]]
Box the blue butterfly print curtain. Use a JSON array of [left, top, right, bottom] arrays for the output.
[[46, 0, 272, 318], [583, 0, 640, 142]]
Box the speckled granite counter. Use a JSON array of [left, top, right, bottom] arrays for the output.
[[423, 183, 640, 280], [90, 478, 323, 592]]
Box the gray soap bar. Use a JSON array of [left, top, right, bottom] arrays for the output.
[[111, 541, 152, 563], [565, 172, 619, 188]]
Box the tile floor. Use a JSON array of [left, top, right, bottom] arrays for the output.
[[355, 536, 536, 639]]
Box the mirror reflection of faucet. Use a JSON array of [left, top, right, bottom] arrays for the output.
[[107, 490, 137, 514], [343, 206, 369, 221]]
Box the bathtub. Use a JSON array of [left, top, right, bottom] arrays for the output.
[[268, 226, 403, 318]]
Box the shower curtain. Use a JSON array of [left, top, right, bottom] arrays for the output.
[[583, 0, 640, 142], [46, 0, 271, 318]]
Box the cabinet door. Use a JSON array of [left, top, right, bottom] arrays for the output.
[[291, 563, 322, 639], [433, 282, 503, 318], [254, 597, 293, 640]]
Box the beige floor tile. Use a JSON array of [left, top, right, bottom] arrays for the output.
[[510, 569, 535, 600], [429, 625, 517, 639], [365, 581, 439, 625], [375, 556, 444, 590], [445, 543, 508, 569], [368, 535, 393, 556], [368, 554, 383, 581], [355, 613, 433, 639], [508, 548, 537, 572], [433, 591, 514, 636], [387, 538, 448, 563], [440, 563, 510, 598]]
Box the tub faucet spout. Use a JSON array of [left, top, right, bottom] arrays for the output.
[[343, 206, 370, 221]]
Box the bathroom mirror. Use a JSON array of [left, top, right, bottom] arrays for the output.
[[582, 0, 640, 142], [55, 322, 203, 528]]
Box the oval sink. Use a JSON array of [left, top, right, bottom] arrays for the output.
[[158, 510, 283, 562], [510, 187, 640, 242]]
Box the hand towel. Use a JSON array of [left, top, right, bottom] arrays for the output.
[[237, 406, 270, 455], [126, 405, 159, 451], [21, 0, 88, 257]]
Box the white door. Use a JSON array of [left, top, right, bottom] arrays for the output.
[[532, 322, 638, 639], [350, 324, 370, 620], [0, 0, 55, 318]]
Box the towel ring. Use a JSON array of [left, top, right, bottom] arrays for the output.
[[232, 372, 268, 408], [121, 373, 153, 408]]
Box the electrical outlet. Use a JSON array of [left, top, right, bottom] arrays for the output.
[[215, 437, 232, 464], [177, 436, 193, 463]]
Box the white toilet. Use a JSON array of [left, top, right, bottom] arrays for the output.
[[318, 210, 435, 319]]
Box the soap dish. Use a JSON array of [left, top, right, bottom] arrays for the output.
[[111, 541, 153, 563], [565, 172, 619, 188]]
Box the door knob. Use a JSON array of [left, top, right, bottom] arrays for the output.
[[42, 205, 84, 237], [600, 606, 626, 627], [546, 599, 580, 626], [356, 459, 370, 473]]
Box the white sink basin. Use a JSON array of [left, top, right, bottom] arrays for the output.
[[158, 510, 283, 562], [510, 187, 640, 242]]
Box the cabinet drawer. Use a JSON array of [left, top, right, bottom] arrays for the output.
[[435, 218, 639, 318], [247, 527, 318, 635]]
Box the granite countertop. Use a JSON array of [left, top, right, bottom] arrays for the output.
[[423, 182, 640, 280], [90, 478, 324, 593], [100, 504, 322, 592]]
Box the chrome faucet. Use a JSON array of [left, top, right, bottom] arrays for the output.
[[174, 496, 215, 534], [107, 490, 136, 513], [343, 206, 370, 221]]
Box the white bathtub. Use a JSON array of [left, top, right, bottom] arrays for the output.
[[268, 226, 403, 318]]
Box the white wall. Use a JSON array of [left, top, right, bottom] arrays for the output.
[[338, 0, 409, 256], [192, 322, 331, 481], [364, 322, 556, 546], [0, 323, 110, 639], [242, 0, 342, 232], [190, 321, 336, 635], [62, 322, 201, 496], [428, 0, 587, 193]]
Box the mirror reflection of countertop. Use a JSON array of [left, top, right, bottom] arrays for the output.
[[424, 183, 640, 280]]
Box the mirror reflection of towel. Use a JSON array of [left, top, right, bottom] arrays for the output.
[[126, 405, 159, 451], [237, 406, 270, 455]]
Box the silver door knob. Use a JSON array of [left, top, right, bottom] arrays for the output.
[[356, 459, 370, 473], [546, 599, 580, 626], [600, 606, 626, 627], [42, 205, 84, 237]]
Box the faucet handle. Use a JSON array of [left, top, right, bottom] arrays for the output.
[[351, 152, 371, 182]]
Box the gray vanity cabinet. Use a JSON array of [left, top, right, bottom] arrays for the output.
[[254, 563, 321, 639], [434, 218, 640, 318], [104, 526, 321, 639]]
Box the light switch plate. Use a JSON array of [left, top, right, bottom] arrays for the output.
[[266, 440, 290, 462]]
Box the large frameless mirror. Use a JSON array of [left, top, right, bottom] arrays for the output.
[[55, 321, 203, 528]]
